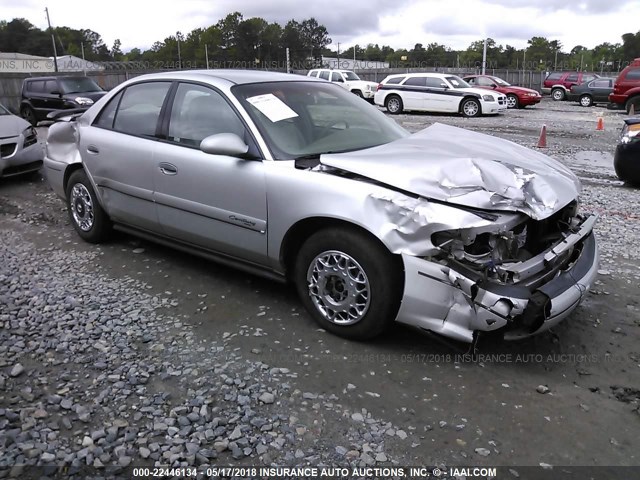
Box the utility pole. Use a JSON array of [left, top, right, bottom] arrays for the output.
[[337, 42, 341, 65], [205, 44, 209, 69], [176, 31, 182, 69], [81, 42, 86, 76], [353, 44, 356, 69], [482, 38, 487, 75], [45, 7, 58, 73], [286, 47, 291, 73]]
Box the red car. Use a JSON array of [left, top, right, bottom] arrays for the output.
[[463, 75, 542, 109], [609, 58, 640, 114]]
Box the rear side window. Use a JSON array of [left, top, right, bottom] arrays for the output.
[[26, 80, 45, 93], [546, 72, 562, 81], [112, 82, 171, 137], [403, 77, 427, 86], [625, 68, 640, 80], [385, 77, 405, 85], [591, 79, 611, 88], [94, 91, 124, 129], [308, 71, 318, 77], [318, 71, 330, 80]]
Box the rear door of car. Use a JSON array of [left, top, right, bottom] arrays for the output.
[[81, 80, 172, 232], [399, 76, 427, 110], [152, 82, 268, 263], [589, 79, 613, 102], [24, 80, 48, 117]]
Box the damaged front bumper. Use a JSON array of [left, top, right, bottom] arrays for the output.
[[396, 214, 599, 343]]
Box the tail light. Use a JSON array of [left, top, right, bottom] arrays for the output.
[[377, 83, 383, 91]]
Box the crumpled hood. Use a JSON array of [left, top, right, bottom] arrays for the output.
[[0, 114, 29, 138], [320, 123, 580, 220]]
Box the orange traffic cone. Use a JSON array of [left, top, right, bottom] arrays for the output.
[[596, 117, 604, 131], [537, 124, 547, 148], [630, 104, 636, 116]]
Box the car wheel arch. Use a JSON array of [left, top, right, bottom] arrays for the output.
[[280, 217, 401, 279], [460, 96, 482, 116], [63, 164, 107, 211]]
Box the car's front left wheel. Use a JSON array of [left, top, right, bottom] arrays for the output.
[[506, 94, 519, 109], [294, 228, 403, 340], [66, 169, 112, 243], [461, 98, 481, 117]]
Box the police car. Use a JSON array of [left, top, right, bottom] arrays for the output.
[[374, 72, 507, 117]]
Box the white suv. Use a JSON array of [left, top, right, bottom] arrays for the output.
[[307, 69, 378, 99], [374, 73, 507, 117]]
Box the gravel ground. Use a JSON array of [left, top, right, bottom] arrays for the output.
[[1, 97, 639, 479]]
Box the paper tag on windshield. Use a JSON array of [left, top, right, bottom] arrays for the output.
[[246, 94, 298, 122]]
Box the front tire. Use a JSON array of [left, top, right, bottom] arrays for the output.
[[506, 94, 519, 109], [65, 170, 112, 243], [580, 95, 593, 107], [551, 88, 565, 101], [385, 95, 403, 114], [294, 228, 403, 340], [352, 90, 364, 98], [460, 98, 481, 117]]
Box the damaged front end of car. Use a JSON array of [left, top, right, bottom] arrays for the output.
[[372, 192, 598, 343], [318, 124, 599, 343]]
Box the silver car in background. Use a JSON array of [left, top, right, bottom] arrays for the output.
[[44, 70, 598, 344], [0, 102, 43, 178]]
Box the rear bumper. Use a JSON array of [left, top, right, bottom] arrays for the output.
[[395, 214, 599, 343], [608, 93, 627, 105]]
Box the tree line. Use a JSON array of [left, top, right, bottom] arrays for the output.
[[1, 14, 640, 72]]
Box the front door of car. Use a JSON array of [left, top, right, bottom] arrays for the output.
[[589, 79, 613, 102], [80, 81, 172, 233], [423, 77, 452, 112], [153, 82, 268, 264]]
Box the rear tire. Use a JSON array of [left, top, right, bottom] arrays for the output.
[[21, 106, 37, 126], [626, 96, 640, 114], [385, 95, 403, 114], [294, 228, 403, 340], [65, 170, 112, 243]]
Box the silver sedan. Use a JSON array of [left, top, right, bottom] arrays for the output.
[[0, 103, 43, 178], [44, 70, 598, 344]]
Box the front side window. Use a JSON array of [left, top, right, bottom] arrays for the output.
[[476, 77, 496, 87], [44, 80, 58, 94], [112, 82, 171, 137], [167, 83, 246, 147], [342, 72, 360, 81], [330, 72, 344, 83], [566, 73, 579, 82], [425, 77, 447, 88]]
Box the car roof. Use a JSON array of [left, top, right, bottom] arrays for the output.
[[130, 70, 318, 86]]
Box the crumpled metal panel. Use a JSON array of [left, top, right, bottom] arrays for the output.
[[46, 121, 81, 165], [321, 123, 580, 221]]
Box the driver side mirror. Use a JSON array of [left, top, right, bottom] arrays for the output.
[[50, 90, 61, 96], [200, 133, 249, 157]]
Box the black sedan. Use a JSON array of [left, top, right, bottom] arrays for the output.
[[568, 78, 615, 107], [614, 118, 640, 186]]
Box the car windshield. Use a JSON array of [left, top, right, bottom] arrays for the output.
[[445, 76, 472, 89], [0, 103, 10, 115], [233, 81, 408, 160], [342, 71, 361, 81], [59, 77, 103, 94], [493, 77, 510, 86]]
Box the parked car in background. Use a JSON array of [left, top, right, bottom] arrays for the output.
[[44, 70, 597, 344], [20, 76, 107, 126], [609, 58, 640, 113], [614, 118, 640, 186], [567, 78, 615, 107], [0, 102, 43, 178], [374, 72, 507, 117], [542, 71, 599, 101], [307, 69, 378, 99], [462, 74, 541, 109]]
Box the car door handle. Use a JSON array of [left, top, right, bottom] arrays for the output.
[[87, 145, 99, 154], [159, 162, 177, 175]]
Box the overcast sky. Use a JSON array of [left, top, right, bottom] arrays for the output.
[[3, 0, 639, 53]]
